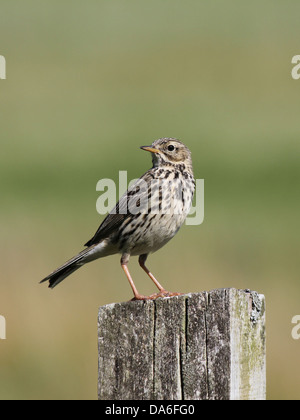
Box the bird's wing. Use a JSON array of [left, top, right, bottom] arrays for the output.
[[84, 171, 154, 247]]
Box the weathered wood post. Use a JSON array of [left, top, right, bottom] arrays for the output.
[[98, 289, 266, 400]]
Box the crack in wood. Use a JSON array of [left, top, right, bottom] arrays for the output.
[[98, 289, 266, 400]]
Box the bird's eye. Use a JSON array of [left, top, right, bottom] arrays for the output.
[[168, 145, 175, 152]]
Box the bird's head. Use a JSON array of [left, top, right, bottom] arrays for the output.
[[140, 138, 193, 174]]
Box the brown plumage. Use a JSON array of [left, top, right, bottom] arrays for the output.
[[41, 138, 195, 300]]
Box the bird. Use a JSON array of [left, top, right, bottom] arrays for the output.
[[41, 137, 195, 300]]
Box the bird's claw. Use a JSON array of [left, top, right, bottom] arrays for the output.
[[131, 290, 183, 301]]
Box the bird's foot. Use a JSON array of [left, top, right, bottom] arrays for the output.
[[131, 290, 183, 301], [149, 290, 183, 299]]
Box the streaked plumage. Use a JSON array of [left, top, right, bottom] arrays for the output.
[[41, 138, 195, 300]]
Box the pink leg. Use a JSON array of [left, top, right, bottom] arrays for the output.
[[138, 254, 182, 299], [121, 262, 147, 301], [138, 254, 166, 292]]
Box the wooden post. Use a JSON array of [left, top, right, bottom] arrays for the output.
[[98, 289, 266, 400]]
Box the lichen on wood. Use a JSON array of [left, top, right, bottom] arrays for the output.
[[98, 289, 266, 400]]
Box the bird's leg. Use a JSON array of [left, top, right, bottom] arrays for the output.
[[121, 254, 147, 301], [121, 254, 183, 301], [138, 254, 182, 298], [138, 254, 167, 293]]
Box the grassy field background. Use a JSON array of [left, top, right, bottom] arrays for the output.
[[0, 0, 299, 399]]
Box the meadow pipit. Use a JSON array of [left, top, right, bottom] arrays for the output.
[[41, 138, 195, 300]]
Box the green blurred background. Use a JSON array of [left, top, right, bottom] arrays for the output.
[[0, 0, 299, 400]]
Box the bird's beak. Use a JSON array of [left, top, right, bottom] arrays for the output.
[[140, 146, 160, 154]]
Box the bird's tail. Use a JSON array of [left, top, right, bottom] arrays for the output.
[[40, 243, 107, 289]]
